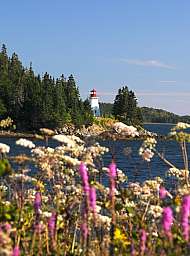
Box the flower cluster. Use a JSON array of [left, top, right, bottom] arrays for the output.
[[139, 137, 157, 162], [0, 143, 10, 154], [167, 168, 189, 180], [0, 117, 14, 129], [16, 138, 35, 148], [174, 122, 190, 130]]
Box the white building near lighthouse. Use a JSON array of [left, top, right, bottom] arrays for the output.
[[89, 89, 100, 117]]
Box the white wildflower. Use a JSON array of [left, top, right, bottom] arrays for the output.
[[0, 185, 8, 192], [177, 184, 190, 196], [16, 138, 35, 149], [128, 182, 142, 196], [0, 143, 10, 154], [42, 211, 52, 218], [175, 122, 190, 130], [140, 148, 154, 162], [125, 199, 135, 208], [52, 134, 76, 147], [98, 214, 111, 226], [10, 174, 37, 183], [169, 131, 177, 136], [117, 169, 127, 182], [31, 147, 45, 157], [46, 147, 54, 153], [167, 168, 189, 180], [62, 155, 80, 166], [148, 205, 163, 218], [96, 205, 101, 213], [2, 201, 11, 206]]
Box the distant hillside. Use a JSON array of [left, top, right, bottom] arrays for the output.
[[99, 102, 190, 124], [99, 103, 113, 117]]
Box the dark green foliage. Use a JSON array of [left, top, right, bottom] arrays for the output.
[[112, 86, 143, 125], [141, 107, 190, 124], [0, 44, 93, 130], [100, 103, 190, 124], [99, 102, 113, 117]]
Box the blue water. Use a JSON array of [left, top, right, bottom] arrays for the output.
[[0, 124, 189, 183], [144, 123, 175, 135]]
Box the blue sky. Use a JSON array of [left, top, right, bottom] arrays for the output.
[[1, 0, 190, 115]]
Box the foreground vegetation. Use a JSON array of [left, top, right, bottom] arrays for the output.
[[0, 122, 190, 255]]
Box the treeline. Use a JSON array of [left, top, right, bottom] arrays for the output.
[[100, 103, 190, 124], [141, 107, 190, 124], [0, 44, 93, 130]]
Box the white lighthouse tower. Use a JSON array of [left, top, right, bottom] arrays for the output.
[[89, 89, 100, 117]]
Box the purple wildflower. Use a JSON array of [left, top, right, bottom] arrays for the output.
[[109, 162, 117, 178], [81, 222, 88, 240], [12, 246, 20, 256], [139, 229, 147, 255], [34, 192, 41, 213], [130, 243, 136, 256], [181, 195, 190, 241], [89, 186, 96, 214], [48, 212, 57, 239], [108, 162, 117, 198], [162, 207, 173, 239], [79, 162, 89, 194], [35, 223, 43, 234], [159, 187, 167, 199]]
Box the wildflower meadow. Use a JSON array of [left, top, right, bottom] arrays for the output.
[[0, 123, 190, 255]]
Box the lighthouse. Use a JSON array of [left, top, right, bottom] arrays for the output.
[[89, 89, 100, 117]]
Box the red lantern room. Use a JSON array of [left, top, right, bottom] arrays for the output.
[[90, 89, 97, 98]]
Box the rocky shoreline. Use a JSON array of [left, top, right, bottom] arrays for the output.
[[0, 122, 170, 141]]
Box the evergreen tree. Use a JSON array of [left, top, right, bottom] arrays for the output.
[[53, 78, 68, 127], [112, 86, 142, 125], [8, 52, 24, 122], [0, 44, 10, 117], [82, 99, 93, 126], [21, 67, 43, 129], [41, 72, 55, 127], [0, 44, 94, 130]]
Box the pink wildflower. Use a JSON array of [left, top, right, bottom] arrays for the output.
[[139, 229, 147, 255], [109, 162, 117, 178], [79, 162, 89, 194], [181, 195, 190, 241], [162, 207, 173, 239], [12, 246, 20, 256], [48, 212, 57, 239], [108, 162, 117, 199], [89, 186, 96, 214], [159, 187, 167, 199], [34, 192, 41, 214], [81, 222, 88, 240]]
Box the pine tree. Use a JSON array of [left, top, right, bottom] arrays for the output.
[[112, 86, 142, 125], [8, 52, 24, 122], [41, 72, 55, 127], [22, 67, 43, 129], [0, 44, 10, 117], [53, 78, 68, 127]]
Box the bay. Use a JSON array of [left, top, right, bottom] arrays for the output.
[[0, 124, 189, 183]]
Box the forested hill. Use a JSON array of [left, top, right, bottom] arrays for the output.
[[100, 103, 190, 124], [141, 107, 190, 123], [0, 44, 93, 130]]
